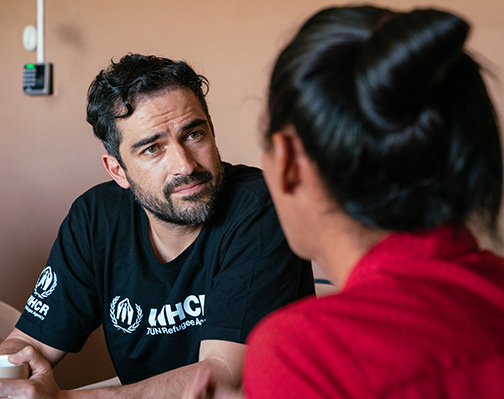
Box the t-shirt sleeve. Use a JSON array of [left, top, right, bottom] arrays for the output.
[[201, 201, 314, 343], [15, 201, 101, 352]]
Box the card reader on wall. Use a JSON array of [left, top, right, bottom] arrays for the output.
[[23, 63, 53, 95]]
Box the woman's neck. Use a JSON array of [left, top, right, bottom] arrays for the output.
[[310, 211, 389, 290]]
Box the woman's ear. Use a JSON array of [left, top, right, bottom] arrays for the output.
[[270, 128, 304, 194], [102, 154, 130, 189]]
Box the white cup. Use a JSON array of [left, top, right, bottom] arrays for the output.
[[0, 355, 29, 379]]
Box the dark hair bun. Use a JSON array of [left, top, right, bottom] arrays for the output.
[[266, 6, 501, 232], [356, 9, 469, 131]]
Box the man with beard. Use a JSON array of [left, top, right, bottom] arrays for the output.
[[0, 54, 314, 399]]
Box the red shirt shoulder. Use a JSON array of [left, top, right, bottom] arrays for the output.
[[244, 227, 504, 399]]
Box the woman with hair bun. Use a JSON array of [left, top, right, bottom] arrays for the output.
[[183, 5, 504, 399]]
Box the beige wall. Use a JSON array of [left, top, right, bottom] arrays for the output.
[[2, 0, 503, 389]]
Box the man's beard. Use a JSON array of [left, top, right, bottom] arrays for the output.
[[127, 164, 224, 226]]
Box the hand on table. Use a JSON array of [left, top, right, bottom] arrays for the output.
[[182, 366, 244, 399], [0, 346, 65, 399]]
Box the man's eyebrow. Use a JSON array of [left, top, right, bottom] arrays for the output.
[[181, 118, 208, 132], [131, 133, 163, 152]]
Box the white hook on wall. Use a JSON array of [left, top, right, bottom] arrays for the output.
[[23, 25, 37, 52]]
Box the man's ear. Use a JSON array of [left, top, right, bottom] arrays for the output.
[[270, 129, 303, 194], [208, 115, 215, 137], [102, 154, 130, 189]]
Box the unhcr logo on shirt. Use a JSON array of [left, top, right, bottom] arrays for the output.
[[25, 266, 58, 321], [110, 296, 143, 333], [146, 294, 206, 336], [109, 294, 206, 335], [34, 266, 57, 299]]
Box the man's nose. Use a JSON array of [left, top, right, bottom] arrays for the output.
[[165, 144, 197, 176]]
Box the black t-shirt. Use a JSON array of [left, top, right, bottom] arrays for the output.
[[16, 163, 314, 384]]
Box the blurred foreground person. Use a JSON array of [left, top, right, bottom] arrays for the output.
[[184, 5, 504, 399]]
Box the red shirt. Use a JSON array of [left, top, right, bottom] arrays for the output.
[[244, 226, 504, 398]]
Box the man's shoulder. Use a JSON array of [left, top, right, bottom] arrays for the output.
[[71, 181, 134, 216], [222, 163, 270, 205], [77, 181, 129, 200]]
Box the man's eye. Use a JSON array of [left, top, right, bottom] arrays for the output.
[[145, 145, 159, 154], [187, 131, 203, 141]]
